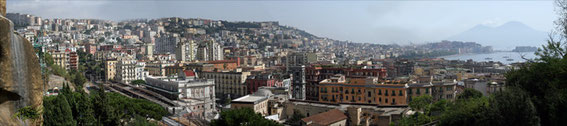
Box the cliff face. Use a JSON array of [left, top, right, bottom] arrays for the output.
[[0, 11, 44, 126]]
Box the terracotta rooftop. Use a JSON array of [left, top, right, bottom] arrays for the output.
[[301, 109, 347, 126], [183, 70, 195, 77]]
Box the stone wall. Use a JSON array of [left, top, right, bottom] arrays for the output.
[[0, 0, 5, 16], [0, 8, 44, 125]]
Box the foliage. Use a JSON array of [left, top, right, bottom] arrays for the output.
[[127, 114, 159, 126], [43, 83, 167, 126], [502, 1, 567, 124], [131, 80, 146, 85], [408, 95, 433, 112], [483, 88, 540, 126], [106, 92, 169, 120], [44, 52, 54, 67], [397, 88, 540, 126], [211, 108, 282, 126], [43, 95, 77, 126], [92, 88, 120, 126], [50, 65, 68, 78], [506, 39, 567, 125], [14, 106, 40, 121], [394, 113, 432, 126], [456, 88, 483, 100], [287, 109, 305, 126], [437, 96, 490, 126], [72, 70, 87, 88]]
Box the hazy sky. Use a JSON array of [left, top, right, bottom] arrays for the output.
[[7, 0, 557, 45]]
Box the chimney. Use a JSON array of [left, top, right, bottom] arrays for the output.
[[0, 0, 5, 17]]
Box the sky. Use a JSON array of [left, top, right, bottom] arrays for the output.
[[7, 0, 558, 45]]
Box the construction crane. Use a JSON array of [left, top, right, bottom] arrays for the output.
[[33, 27, 48, 95]]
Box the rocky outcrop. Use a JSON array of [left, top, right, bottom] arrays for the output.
[[0, 0, 5, 17], [0, 1, 44, 125]]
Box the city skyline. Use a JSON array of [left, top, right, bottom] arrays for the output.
[[8, 0, 556, 45]]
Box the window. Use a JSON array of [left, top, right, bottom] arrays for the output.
[[385, 98, 388, 103], [378, 89, 382, 95], [417, 89, 421, 94], [393, 98, 396, 104], [345, 89, 349, 94], [399, 90, 403, 96], [425, 88, 429, 94], [385, 90, 388, 96], [379, 97, 382, 102], [408, 89, 412, 94], [368, 92, 371, 97], [392, 90, 396, 96]]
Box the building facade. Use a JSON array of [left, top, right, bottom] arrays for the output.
[[318, 75, 408, 106], [200, 71, 251, 99], [144, 74, 216, 120], [115, 58, 136, 84]]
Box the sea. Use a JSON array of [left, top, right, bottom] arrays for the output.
[[438, 51, 538, 64]]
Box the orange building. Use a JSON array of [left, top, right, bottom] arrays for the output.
[[318, 75, 408, 106], [206, 57, 240, 71]]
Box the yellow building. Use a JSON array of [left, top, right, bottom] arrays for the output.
[[407, 83, 433, 102], [318, 75, 408, 106], [104, 59, 117, 81]]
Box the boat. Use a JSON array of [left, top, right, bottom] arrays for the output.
[[506, 58, 514, 61], [485, 57, 492, 60], [503, 56, 510, 58]]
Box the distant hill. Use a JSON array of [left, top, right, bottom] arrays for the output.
[[447, 21, 548, 50]]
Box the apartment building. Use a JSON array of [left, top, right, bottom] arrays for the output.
[[318, 75, 408, 106], [200, 70, 251, 99]]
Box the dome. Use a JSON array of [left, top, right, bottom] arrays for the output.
[[253, 89, 273, 97]]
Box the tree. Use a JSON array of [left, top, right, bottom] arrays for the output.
[[43, 95, 77, 126], [287, 109, 305, 126], [211, 108, 282, 126], [72, 72, 87, 88], [128, 114, 158, 126], [73, 91, 97, 126], [44, 53, 54, 67], [408, 95, 433, 112], [394, 113, 432, 126], [92, 89, 119, 126], [131, 80, 146, 86], [504, 1, 567, 125], [437, 97, 489, 126], [429, 99, 448, 117], [456, 88, 483, 100], [483, 88, 540, 126]]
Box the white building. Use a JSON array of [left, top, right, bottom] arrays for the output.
[[115, 57, 136, 84], [135, 61, 148, 81], [175, 39, 197, 62], [197, 40, 223, 61], [145, 72, 216, 120]]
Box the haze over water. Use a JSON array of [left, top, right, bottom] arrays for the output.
[[439, 52, 537, 64]]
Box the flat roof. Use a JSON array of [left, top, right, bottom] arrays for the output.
[[232, 95, 268, 104]]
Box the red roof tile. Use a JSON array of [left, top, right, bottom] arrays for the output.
[[184, 70, 195, 77]]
